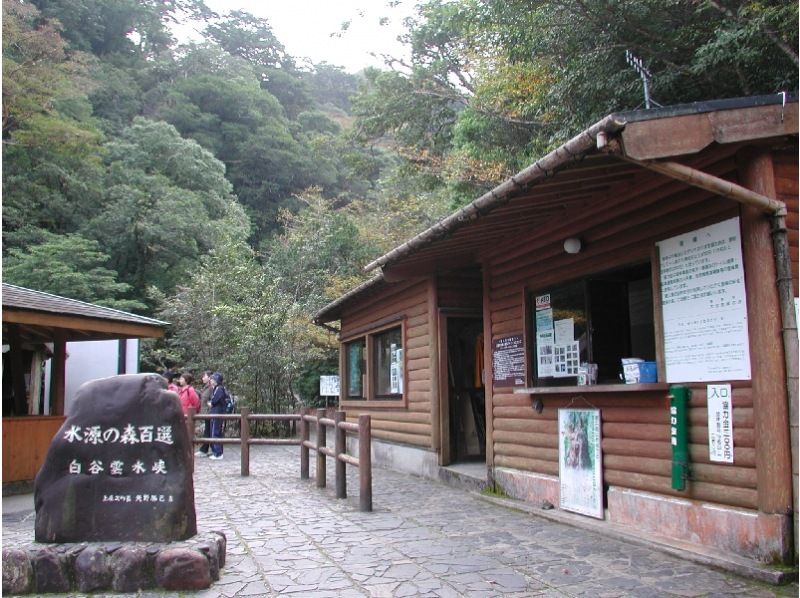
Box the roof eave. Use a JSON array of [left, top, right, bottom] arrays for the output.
[[363, 114, 627, 273]]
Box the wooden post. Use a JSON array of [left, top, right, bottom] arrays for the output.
[[428, 277, 441, 458], [481, 260, 495, 483], [335, 410, 346, 499], [359, 414, 372, 512], [187, 407, 196, 470], [300, 410, 309, 479], [739, 150, 793, 523], [316, 408, 326, 488], [240, 407, 250, 477], [7, 325, 27, 416], [51, 330, 67, 416]]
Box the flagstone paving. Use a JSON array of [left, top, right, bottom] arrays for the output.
[[3, 444, 797, 597]]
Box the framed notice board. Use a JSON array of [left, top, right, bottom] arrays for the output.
[[492, 334, 526, 387]]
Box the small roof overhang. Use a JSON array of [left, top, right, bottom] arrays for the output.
[[314, 94, 797, 325], [2, 283, 168, 345]]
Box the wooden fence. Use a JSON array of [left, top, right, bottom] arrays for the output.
[[186, 407, 372, 511], [301, 408, 372, 512]]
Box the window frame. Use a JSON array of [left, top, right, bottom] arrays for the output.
[[340, 319, 407, 407]]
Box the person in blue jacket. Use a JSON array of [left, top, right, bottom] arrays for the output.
[[208, 372, 227, 460]]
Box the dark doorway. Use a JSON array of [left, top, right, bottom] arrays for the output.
[[445, 317, 485, 464]]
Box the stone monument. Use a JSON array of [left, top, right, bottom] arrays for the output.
[[3, 374, 226, 595], [35, 373, 197, 542]]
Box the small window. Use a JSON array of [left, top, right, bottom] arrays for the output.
[[373, 327, 403, 399], [530, 263, 655, 386], [341, 322, 405, 404]]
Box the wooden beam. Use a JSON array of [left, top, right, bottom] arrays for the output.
[[620, 103, 798, 161], [739, 149, 793, 517], [3, 310, 164, 339], [618, 154, 786, 215]]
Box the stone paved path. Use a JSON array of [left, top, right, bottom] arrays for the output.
[[3, 444, 797, 597]]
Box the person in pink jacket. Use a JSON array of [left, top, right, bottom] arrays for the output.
[[178, 372, 201, 415]]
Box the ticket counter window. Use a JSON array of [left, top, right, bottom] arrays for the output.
[[530, 263, 655, 386]]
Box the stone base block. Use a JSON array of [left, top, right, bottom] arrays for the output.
[[493, 467, 559, 508], [2, 531, 226, 595], [490, 467, 791, 564], [607, 487, 792, 563], [347, 436, 440, 480]]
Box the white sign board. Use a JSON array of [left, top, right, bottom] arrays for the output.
[[657, 217, 751, 382], [319, 375, 340, 397], [390, 346, 403, 394], [707, 384, 734, 463]]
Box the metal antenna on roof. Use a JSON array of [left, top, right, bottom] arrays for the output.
[[625, 50, 661, 109]]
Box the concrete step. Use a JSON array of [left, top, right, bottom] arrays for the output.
[[438, 462, 488, 493]]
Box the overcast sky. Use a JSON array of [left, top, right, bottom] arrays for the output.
[[180, 0, 415, 72]]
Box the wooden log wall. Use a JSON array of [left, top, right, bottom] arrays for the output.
[[484, 149, 772, 511], [3, 416, 66, 482], [437, 269, 482, 310], [340, 278, 434, 448]]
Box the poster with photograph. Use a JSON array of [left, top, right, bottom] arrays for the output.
[[535, 296, 555, 378], [553, 341, 580, 378], [657, 217, 750, 382], [536, 331, 555, 378], [559, 408, 603, 519]]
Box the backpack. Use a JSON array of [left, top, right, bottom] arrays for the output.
[[223, 387, 235, 414]]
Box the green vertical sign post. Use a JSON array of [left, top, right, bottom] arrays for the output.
[[669, 385, 690, 491]]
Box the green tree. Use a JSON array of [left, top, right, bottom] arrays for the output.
[[155, 191, 378, 418], [204, 10, 314, 118], [84, 118, 249, 304], [29, 0, 212, 57], [2, 0, 107, 251], [3, 233, 145, 311]]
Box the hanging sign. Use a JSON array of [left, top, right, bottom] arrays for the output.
[[707, 384, 734, 463], [657, 217, 751, 382], [558, 408, 603, 519]]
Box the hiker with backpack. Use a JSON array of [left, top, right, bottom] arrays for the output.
[[208, 371, 229, 460]]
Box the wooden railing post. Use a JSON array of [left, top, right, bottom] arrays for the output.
[[334, 410, 346, 499], [187, 407, 196, 469], [315, 408, 326, 488], [187, 407, 196, 442], [240, 407, 250, 477], [359, 414, 372, 512], [300, 410, 309, 479]]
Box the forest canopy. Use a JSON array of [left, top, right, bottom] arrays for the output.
[[3, 0, 796, 412]]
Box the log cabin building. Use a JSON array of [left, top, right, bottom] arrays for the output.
[[314, 95, 798, 566]]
